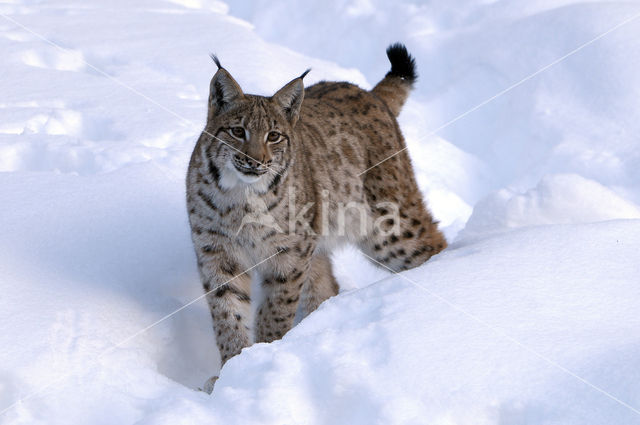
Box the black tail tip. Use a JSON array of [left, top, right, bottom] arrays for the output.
[[385, 43, 417, 83]]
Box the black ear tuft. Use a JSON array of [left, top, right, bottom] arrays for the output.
[[385, 43, 417, 83], [210, 53, 222, 69], [299, 69, 311, 80]]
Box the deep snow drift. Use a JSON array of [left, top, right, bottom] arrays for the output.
[[1, 1, 640, 424]]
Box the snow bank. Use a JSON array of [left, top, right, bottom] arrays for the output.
[[1, 0, 640, 424], [461, 173, 640, 239], [199, 220, 640, 425]]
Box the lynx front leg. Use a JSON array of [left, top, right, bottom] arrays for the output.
[[198, 251, 252, 366], [255, 247, 315, 343], [255, 268, 307, 343]]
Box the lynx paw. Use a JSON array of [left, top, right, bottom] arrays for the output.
[[201, 375, 218, 394]]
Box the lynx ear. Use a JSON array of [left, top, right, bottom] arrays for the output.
[[272, 69, 310, 126], [208, 55, 244, 115]]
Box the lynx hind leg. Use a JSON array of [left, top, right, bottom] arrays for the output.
[[361, 202, 446, 272], [300, 253, 339, 318], [360, 157, 447, 272]]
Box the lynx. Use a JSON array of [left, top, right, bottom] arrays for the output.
[[186, 43, 446, 388]]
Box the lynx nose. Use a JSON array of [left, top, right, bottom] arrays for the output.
[[234, 154, 269, 171], [235, 154, 272, 169], [244, 156, 259, 168]]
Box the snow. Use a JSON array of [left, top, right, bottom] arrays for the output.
[[460, 173, 640, 240], [1, 0, 640, 424]]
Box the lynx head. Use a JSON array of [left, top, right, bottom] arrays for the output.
[[203, 55, 309, 189]]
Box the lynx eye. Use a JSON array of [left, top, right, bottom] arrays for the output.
[[230, 127, 245, 138], [266, 131, 281, 142]]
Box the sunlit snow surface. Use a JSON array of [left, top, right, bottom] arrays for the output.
[[1, 1, 640, 424]]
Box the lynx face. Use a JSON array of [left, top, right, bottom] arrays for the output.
[[203, 65, 307, 190], [204, 98, 293, 187]]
